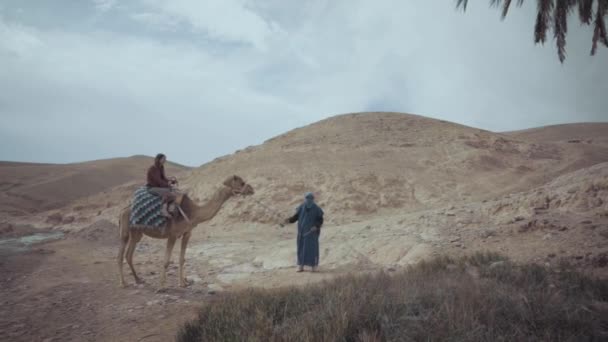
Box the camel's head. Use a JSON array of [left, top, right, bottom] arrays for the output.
[[223, 175, 254, 196]]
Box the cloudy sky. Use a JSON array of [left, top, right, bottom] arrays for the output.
[[0, 1, 606, 166]]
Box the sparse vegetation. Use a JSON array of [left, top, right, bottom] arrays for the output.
[[177, 252, 608, 341]]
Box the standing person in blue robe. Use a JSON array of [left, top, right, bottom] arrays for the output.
[[284, 192, 324, 272]]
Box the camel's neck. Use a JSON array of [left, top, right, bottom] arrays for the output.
[[191, 186, 234, 225]]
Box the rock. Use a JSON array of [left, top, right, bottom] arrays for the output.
[[207, 283, 224, 294], [479, 229, 496, 239], [592, 253, 608, 268], [146, 300, 162, 306], [450, 236, 461, 243], [489, 261, 505, 269], [542, 233, 553, 240], [46, 213, 63, 225], [466, 266, 480, 279], [547, 253, 556, 258], [189, 275, 203, 283], [558, 226, 568, 231], [386, 267, 396, 272], [514, 216, 525, 222], [581, 220, 592, 224]]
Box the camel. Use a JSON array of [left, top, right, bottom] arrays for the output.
[[117, 175, 254, 288]]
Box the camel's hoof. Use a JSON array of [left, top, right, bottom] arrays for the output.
[[179, 278, 192, 288], [120, 282, 127, 288]]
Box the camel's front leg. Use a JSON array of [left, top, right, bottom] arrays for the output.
[[179, 232, 192, 287], [160, 236, 177, 288]]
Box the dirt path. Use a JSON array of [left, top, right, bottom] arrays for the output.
[[0, 236, 216, 342], [0, 227, 356, 342]]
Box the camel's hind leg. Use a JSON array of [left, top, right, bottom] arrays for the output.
[[126, 231, 144, 284], [117, 230, 129, 287], [117, 209, 130, 287]]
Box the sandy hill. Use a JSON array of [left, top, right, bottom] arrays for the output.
[[176, 112, 608, 225], [0, 155, 189, 217], [505, 122, 608, 145]]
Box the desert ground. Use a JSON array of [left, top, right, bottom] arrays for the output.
[[1, 113, 607, 341]]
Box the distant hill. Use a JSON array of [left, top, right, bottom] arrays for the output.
[[0, 155, 189, 216]]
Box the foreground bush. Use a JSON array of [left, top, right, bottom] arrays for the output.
[[177, 253, 608, 341]]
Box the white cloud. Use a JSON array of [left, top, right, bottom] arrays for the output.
[[92, 0, 117, 12], [138, 0, 284, 50], [0, 20, 43, 57], [130, 12, 180, 31]]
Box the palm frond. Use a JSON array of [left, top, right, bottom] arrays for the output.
[[535, 0, 554, 44], [554, 0, 569, 62], [591, 0, 608, 55], [579, 0, 594, 24], [456, 0, 469, 11]]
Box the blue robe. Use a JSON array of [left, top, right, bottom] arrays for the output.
[[288, 203, 324, 267]]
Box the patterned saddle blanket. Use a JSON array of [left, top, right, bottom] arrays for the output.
[[129, 187, 168, 231]]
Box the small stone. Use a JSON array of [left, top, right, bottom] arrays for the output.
[[581, 220, 592, 224], [466, 266, 480, 279], [207, 283, 224, 294], [547, 253, 556, 258], [386, 267, 396, 272], [450, 236, 461, 243], [446, 264, 458, 271], [189, 275, 203, 283], [489, 261, 505, 269]]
